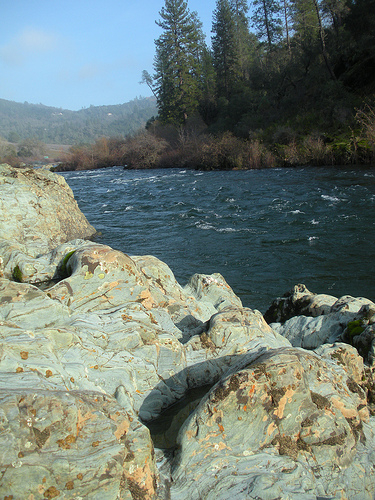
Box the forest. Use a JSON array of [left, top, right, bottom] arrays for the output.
[[2, 0, 375, 170], [0, 97, 157, 144]]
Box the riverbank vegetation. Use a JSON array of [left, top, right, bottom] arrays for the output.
[[55, 104, 374, 171]]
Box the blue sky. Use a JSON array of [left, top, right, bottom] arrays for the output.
[[0, 0, 218, 110]]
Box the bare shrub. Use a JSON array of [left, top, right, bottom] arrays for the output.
[[281, 141, 300, 166], [356, 104, 375, 146], [123, 131, 169, 169], [301, 136, 333, 165], [244, 139, 276, 169], [177, 133, 275, 170]]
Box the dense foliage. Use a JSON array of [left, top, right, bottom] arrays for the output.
[[141, 0, 375, 165]]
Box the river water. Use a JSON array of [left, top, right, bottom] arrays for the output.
[[61, 166, 375, 313]]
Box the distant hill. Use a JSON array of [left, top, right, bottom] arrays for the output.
[[0, 97, 158, 145]]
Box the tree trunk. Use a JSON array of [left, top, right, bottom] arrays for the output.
[[312, 0, 337, 80]]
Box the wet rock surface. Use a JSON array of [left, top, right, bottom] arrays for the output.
[[1, 166, 375, 499]]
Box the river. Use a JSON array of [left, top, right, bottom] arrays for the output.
[[61, 166, 375, 313]]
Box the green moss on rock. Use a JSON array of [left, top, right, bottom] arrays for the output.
[[12, 265, 23, 283], [346, 320, 365, 340], [59, 250, 76, 278]]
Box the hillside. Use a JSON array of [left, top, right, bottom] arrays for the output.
[[0, 97, 158, 145]]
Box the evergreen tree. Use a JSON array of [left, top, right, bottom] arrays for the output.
[[212, 0, 239, 98], [251, 0, 283, 49], [290, 0, 319, 46], [230, 0, 253, 78], [198, 45, 218, 124], [153, 0, 205, 125]]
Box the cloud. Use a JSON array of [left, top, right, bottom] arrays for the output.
[[0, 27, 59, 66]]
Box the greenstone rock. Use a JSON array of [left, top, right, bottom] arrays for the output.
[[1, 167, 375, 499]]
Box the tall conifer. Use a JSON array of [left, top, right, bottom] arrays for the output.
[[212, 0, 239, 99], [251, 0, 282, 49], [153, 0, 204, 125]]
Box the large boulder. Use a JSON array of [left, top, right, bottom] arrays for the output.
[[0, 236, 290, 498], [0, 248, 290, 421], [170, 345, 375, 500], [0, 164, 96, 279], [0, 389, 157, 500]]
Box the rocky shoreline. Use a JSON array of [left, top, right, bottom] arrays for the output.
[[1, 164, 375, 499]]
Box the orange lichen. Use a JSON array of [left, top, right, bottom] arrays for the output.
[[57, 434, 76, 449], [113, 418, 130, 440], [249, 384, 256, 397], [138, 289, 155, 309], [273, 388, 295, 419], [65, 481, 74, 490], [43, 486, 60, 499], [331, 397, 358, 419]]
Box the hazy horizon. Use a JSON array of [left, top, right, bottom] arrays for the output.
[[1, 1, 216, 111]]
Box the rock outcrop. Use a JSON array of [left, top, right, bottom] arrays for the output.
[[1, 165, 375, 499], [267, 284, 375, 362], [0, 164, 96, 281], [171, 344, 374, 500]]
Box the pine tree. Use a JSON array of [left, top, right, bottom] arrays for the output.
[[212, 0, 239, 99], [153, 0, 205, 125], [198, 45, 218, 124], [251, 0, 283, 49], [230, 0, 253, 78]]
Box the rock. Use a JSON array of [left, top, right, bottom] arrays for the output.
[[314, 342, 366, 384], [1, 168, 375, 499], [0, 240, 289, 409], [0, 389, 157, 500], [331, 295, 375, 314], [271, 313, 343, 348], [268, 286, 375, 350], [0, 238, 94, 284], [341, 303, 375, 366], [264, 283, 337, 324], [0, 165, 96, 279], [170, 346, 375, 500], [0, 241, 291, 498], [184, 273, 243, 312]]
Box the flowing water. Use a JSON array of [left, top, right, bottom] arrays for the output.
[[61, 166, 375, 313]]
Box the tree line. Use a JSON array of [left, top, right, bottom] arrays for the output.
[[3, 0, 374, 170], [0, 97, 157, 145], [57, 0, 374, 171], [144, 0, 374, 133], [135, 0, 374, 167]]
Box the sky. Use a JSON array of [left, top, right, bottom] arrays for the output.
[[0, 0, 218, 111]]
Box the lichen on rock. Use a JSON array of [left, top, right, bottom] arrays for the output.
[[1, 166, 375, 499]]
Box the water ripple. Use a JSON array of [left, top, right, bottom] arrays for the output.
[[61, 166, 375, 312]]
